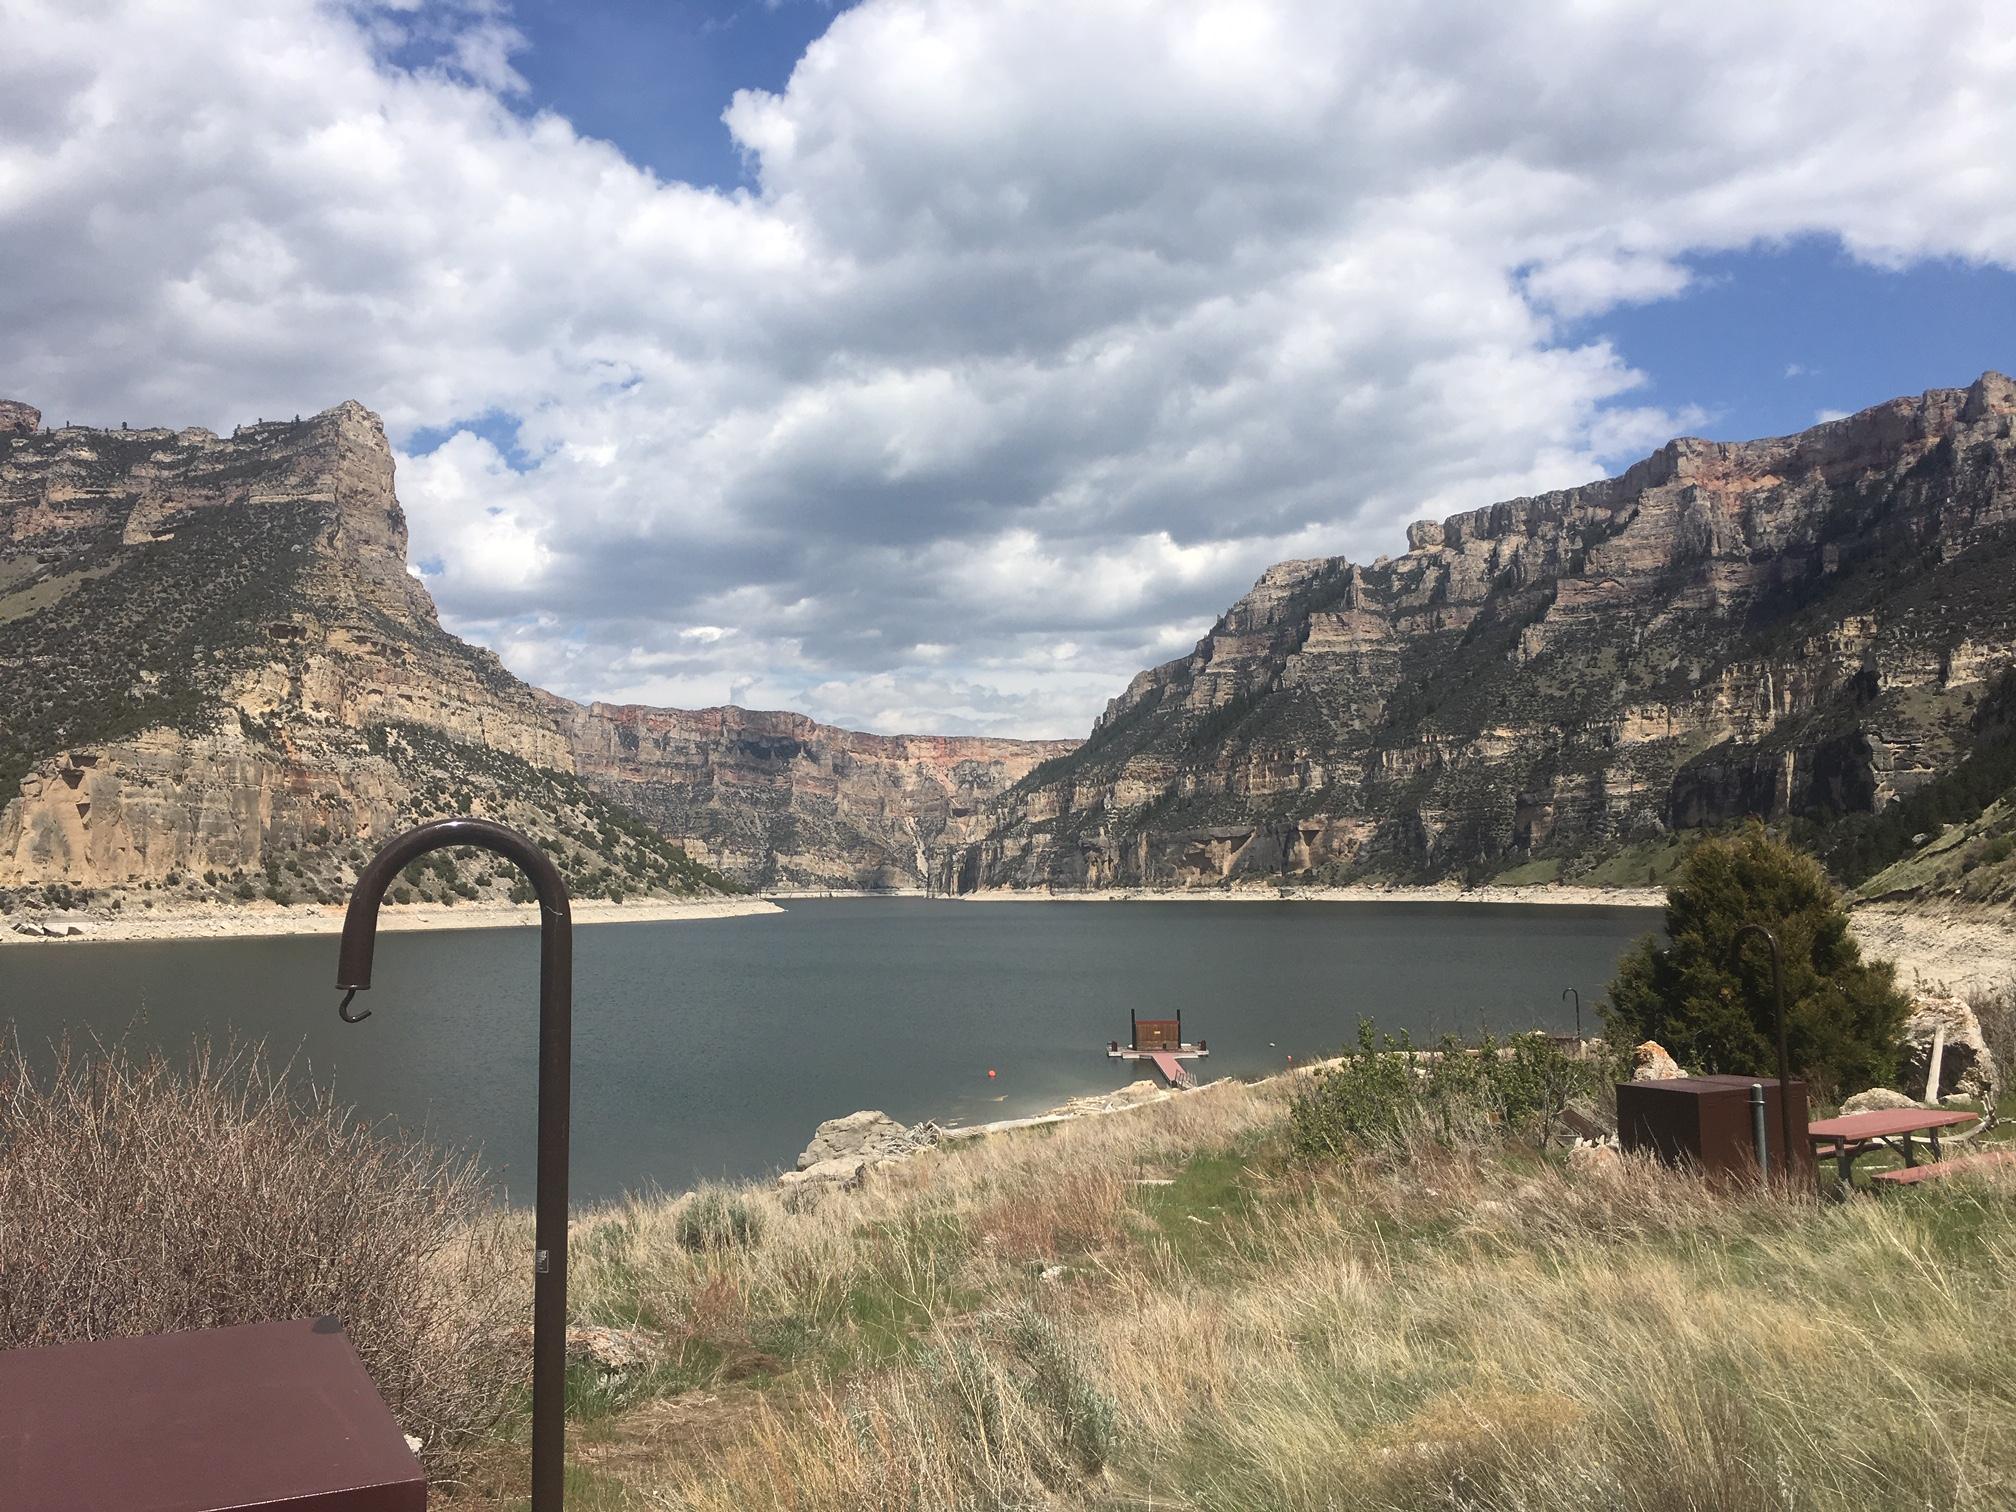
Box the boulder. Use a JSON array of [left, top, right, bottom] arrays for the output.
[[0, 400, 39, 437], [779, 1154, 873, 1191], [1841, 1087, 1921, 1115], [1631, 1041, 1683, 1081], [795, 1110, 910, 1170], [783, 1110, 942, 1190], [1901, 993, 2000, 1102]]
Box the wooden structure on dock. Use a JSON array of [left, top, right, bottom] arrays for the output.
[[1108, 1010, 1208, 1087]]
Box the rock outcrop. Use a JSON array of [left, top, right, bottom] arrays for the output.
[[1631, 1041, 1684, 1081], [779, 1109, 942, 1190], [0, 403, 730, 903], [0, 398, 1080, 903], [549, 698, 1076, 890], [1901, 991, 2001, 1102], [939, 375, 2016, 891]]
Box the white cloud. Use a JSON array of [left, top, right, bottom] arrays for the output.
[[4, 0, 2014, 736]]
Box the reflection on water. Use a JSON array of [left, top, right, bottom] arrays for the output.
[[0, 898, 1658, 1202]]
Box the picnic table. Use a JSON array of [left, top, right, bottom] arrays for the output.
[[1805, 1108, 1981, 1185]]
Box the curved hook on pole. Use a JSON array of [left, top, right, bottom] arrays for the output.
[[337, 987, 370, 1024], [1562, 986, 1581, 1040], [331, 816, 573, 1511]]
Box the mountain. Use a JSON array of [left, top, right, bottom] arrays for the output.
[[547, 698, 1075, 890], [937, 375, 2016, 895], [0, 400, 1069, 904]]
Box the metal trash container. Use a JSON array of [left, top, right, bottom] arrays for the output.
[[1617, 1074, 1813, 1183], [0, 1316, 426, 1511]]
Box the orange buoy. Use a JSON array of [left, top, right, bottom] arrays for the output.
[[987, 1068, 996, 1078]]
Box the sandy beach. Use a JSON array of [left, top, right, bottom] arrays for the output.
[[1, 893, 782, 946]]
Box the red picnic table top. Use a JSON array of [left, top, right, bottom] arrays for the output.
[[1805, 1108, 1979, 1143]]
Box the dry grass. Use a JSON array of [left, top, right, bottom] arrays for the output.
[[479, 1067, 2016, 1512], [0, 1035, 526, 1482]]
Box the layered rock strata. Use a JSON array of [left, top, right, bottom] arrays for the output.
[[940, 375, 2016, 891], [0, 404, 710, 898], [0, 399, 1071, 897], [549, 698, 1077, 889]]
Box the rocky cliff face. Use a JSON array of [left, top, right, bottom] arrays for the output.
[[0, 399, 1071, 901], [548, 698, 1077, 889], [941, 375, 2016, 892], [0, 404, 725, 903]]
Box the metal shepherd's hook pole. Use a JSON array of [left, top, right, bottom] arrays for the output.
[[334, 818, 573, 1512], [1731, 922, 1795, 1182], [1562, 986, 1581, 1043]]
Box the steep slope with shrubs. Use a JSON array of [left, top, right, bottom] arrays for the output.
[[941, 374, 2016, 892]]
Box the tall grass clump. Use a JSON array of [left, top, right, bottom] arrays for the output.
[[677, 1186, 767, 1252], [0, 1035, 522, 1478], [1289, 1019, 1616, 1162]]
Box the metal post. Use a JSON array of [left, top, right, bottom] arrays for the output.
[[1731, 922, 1795, 1183], [335, 818, 573, 1512], [1749, 1082, 1769, 1178], [1562, 987, 1581, 1042]]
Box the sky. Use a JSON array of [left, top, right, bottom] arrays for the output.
[[3, 2, 2014, 739]]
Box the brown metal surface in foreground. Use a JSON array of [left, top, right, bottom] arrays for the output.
[[0, 1318, 424, 1512], [1618, 1075, 1815, 1184], [337, 817, 572, 1512]]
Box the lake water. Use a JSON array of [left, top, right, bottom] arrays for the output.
[[0, 899, 1658, 1203]]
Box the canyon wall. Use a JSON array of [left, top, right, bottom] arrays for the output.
[[939, 375, 2016, 892], [0, 405, 709, 900], [548, 698, 1076, 889], [0, 402, 1072, 897]]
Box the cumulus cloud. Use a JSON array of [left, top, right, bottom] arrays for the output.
[[4, 0, 2014, 735]]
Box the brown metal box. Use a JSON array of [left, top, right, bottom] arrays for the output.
[[1617, 1075, 1813, 1183], [0, 1316, 426, 1512], [1134, 1018, 1182, 1050]]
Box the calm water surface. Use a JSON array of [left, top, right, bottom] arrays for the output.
[[1, 899, 1657, 1201]]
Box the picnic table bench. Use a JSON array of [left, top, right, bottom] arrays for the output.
[[1805, 1108, 1982, 1186], [1869, 1150, 2016, 1186]]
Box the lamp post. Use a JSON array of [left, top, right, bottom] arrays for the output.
[[335, 818, 573, 1512], [1731, 922, 1795, 1180]]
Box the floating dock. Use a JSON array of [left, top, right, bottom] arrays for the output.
[[1107, 1010, 1208, 1087]]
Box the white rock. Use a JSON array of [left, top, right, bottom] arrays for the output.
[[779, 1154, 872, 1191], [1841, 1087, 1921, 1115], [1902, 993, 2000, 1102]]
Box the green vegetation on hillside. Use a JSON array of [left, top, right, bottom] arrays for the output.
[[1795, 669, 2016, 893], [0, 500, 324, 796], [373, 722, 743, 902]]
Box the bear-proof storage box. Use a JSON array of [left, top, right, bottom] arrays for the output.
[[1617, 1074, 1813, 1183], [0, 1316, 426, 1512]]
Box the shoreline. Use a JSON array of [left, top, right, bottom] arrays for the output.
[[1, 894, 782, 946], [947, 882, 1669, 908]]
